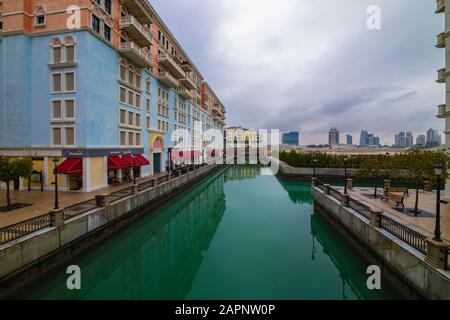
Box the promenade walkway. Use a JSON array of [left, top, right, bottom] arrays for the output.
[[338, 186, 450, 242], [0, 173, 166, 228]]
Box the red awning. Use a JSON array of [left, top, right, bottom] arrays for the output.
[[108, 156, 129, 170], [136, 154, 150, 166], [56, 158, 82, 175], [122, 154, 141, 167]]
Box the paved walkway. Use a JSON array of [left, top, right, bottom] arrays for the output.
[[0, 173, 166, 228], [341, 186, 450, 242]]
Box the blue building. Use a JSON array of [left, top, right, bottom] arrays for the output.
[[0, 0, 226, 193]]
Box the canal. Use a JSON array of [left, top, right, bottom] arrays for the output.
[[17, 166, 401, 299]]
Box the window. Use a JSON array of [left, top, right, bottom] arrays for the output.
[[135, 133, 141, 146], [65, 127, 75, 146], [146, 78, 151, 93], [104, 0, 112, 15], [136, 73, 141, 89], [52, 128, 62, 145], [0, 20, 3, 32], [35, 14, 46, 27], [128, 132, 134, 146], [146, 99, 150, 112], [120, 131, 126, 146], [135, 94, 141, 108], [53, 46, 62, 64], [128, 111, 134, 126], [120, 64, 127, 81], [92, 15, 101, 33], [65, 72, 75, 91], [128, 70, 135, 86], [135, 114, 141, 127], [52, 101, 62, 119], [120, 109, 126, 124], [120, 87, 127, 103], [146, 116, 150, 129], [52, 74, 62, 92], [128, 91, 134, 106], [65, 100, 75, 119], [104, 24, 111, 41]]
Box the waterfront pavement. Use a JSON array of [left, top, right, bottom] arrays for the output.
[[339, 186, 450, 242], [0, 173, 166, 228]]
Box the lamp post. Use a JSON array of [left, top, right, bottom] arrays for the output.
[[52, 158, 59, 210], [313, 159, 318, 178], [344, 157, 348, 194], [385, 152, 390, 178], [133, 155, 137, 185], [433, 163, 443, 242]]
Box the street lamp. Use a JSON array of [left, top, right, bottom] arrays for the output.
[[385, 152, 390, 178], [313, 159, 318, 178], [433, 163, 444, 242], [52, 158, 60, 210], [344, 156, 348, 194]]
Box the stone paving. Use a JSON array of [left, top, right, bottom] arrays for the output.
[[341, 186, 450, 242], [0, 173, 166, 228]]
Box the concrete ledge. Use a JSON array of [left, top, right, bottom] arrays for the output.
[[312, 185, 450, 300], [0, 165, 224, 296]]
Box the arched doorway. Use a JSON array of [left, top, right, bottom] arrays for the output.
[[152, 137, 164, 173]]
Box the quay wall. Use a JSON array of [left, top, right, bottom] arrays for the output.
[[0, 164, 223, 298], [312, 187, 450, 300]]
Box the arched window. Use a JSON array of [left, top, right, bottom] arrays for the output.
[[63, 36, 76, 63], [51, 37, 62, 64], [34, 5, 46, 27]]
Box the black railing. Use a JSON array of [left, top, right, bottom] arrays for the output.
[[63, 199, 97, 220], [329, 187, 342, 202], [0, 214, 52, 245], [313, 179, 326, 191], [0, 163, 211, 245], [380, 215, 427, 254]]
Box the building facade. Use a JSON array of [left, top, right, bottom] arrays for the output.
[[0, 0, 225, 193], [416, 134, 426, 147], [359, 130, 380, 148], [346, 134, 353, 146], [426, 128, 442, 148], [394, 132, 413, 148], [328, 128, 339, 146], [282, 131, 299, 146]]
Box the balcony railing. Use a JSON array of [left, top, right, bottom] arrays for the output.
[[437, 68, 447, 83], [158, 52, 185, 79], [157, 71, 178, 89], [181, 62, 192, 72], [436, 0, 445, 13], [437, 104, 449, 118], [120, 16, 152, 46], [121, 0, 152, 24], [120, 42, 152, 68], [176, 86, 194, 99], [437, 32, 446, 48], [180, 75, 197, 90]]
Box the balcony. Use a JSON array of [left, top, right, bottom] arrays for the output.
[[436, 0, 445, 13], [157, 71, 178, 89], [437, 68, 447, 83], [437, 104, 450, 118], [157, 52, 185, 79], [181, 62, 192, 72], [121, 0, 152, 24], [119, 42, 152, 68], [176, 86, 194, 100], [436, 32, 446, 48], [180, 75, 197, 90], [120, 16, 152, 46]]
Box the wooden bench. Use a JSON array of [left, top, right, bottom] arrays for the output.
[[383, 192, 405, 208], [383, 187, 409, 198]]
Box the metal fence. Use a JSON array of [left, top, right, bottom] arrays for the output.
[[379, 215, 428, 255], [0, 165, 210, 245], [314, 179, 429, 256], [0, 214, 52, 245]]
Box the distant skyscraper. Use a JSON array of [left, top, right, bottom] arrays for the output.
[[394, 132, 414, 148], [426, 128, 442, 148], [359, 130, 368, 147], [346, 134, 353, 145], [359, 130, 380, 147], [282, 131, 300, 146], [416, 135, 426, 146], [328, 128, 340, 146]]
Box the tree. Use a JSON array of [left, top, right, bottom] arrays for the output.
[[398, 149, 448, 215], [357, 154, 385, 198], [0, 156, 33, 211]]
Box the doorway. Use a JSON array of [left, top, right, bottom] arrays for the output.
[[153, 153, 161, 173]]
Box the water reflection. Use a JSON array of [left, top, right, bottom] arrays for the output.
[[275, 175, 313, 205], [225, 165, 260, 181], [20, 170, 227, 300]]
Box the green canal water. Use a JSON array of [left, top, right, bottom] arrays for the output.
[[18, 166, 401, 300]]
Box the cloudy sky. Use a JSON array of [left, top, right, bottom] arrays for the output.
[[151, 0, 444, 145]]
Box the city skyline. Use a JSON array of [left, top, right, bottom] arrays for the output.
[[152, 0, 445, 145]]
